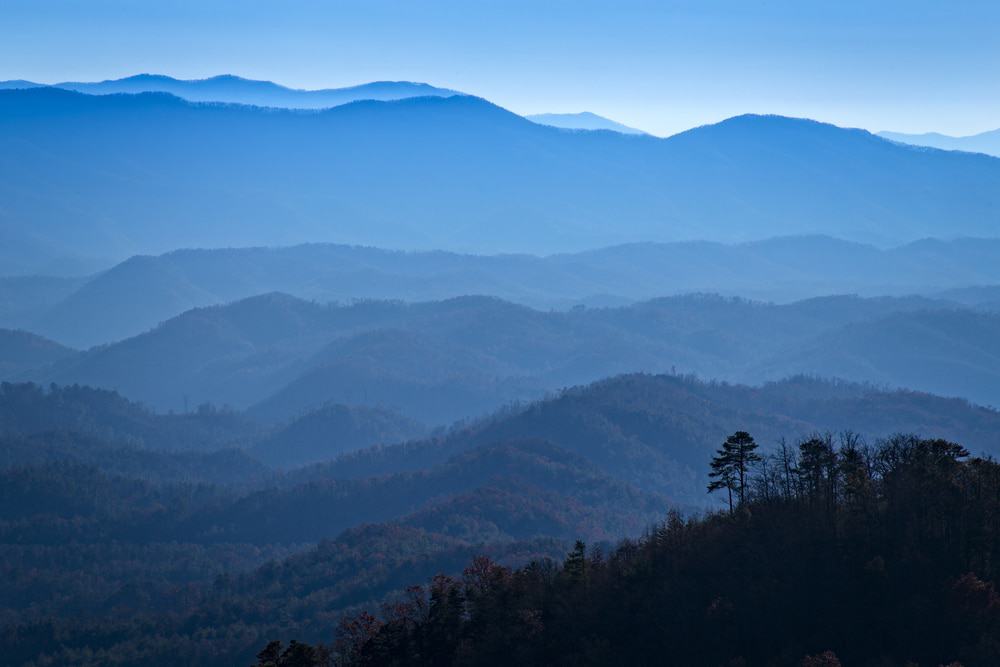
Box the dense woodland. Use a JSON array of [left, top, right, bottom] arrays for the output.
[[275, 435, 1000, 666], [4, 375, 1000, 665]]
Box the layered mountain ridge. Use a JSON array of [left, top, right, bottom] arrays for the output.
[[3, 86, 999, 273]]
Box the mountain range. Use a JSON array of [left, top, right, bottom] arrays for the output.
[[0, 74, 644, 137], [7, 291, 1000, 424], [6, 237, 1000, 348], [2, 86, 1000, 273], [879, 127, 1000, 157], [4, 71, 1000, 666], [1, 74, 654, 139], [0, 74, 461, 108]]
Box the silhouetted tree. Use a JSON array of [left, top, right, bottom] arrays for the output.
[[708, 431, 761, 509], [776, 437, 798, 500], [256, 640, 283, 667], [798, 435, 838, 510], [319, 433, 1000, 666]]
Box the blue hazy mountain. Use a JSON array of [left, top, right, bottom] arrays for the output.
[[9, 237, 1000, 349], [878, 128, 1000, 157], [0, 329, 75, 377], [17, 291, 1000, 422], [0, 73, 462, 108], [526, 111, 646, 134], [2, 87, 1000, 271], [938, 285, 1000, 310], [0, 79, 44, 89]]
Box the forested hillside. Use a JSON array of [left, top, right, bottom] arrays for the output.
[[3, 373, 1000, 665], [14, 293, 1000, 420], [250, 403, 426, 468], [317, 435, 1000, 666], [0, 382, 257, 451]]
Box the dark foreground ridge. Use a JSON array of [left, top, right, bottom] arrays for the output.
[[270, 435, 1000, 666]]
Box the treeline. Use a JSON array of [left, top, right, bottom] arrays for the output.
[[272, 434, 1000, 666], [0, 381, 256, 452]]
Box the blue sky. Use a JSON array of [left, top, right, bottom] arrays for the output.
[[2, 0, 998, 136]]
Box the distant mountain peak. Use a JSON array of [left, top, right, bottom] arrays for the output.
[[712, 113, 840, 129], [877, 128, 1000, 158], [0, 78, 43, 88], [526, 111, 646, 135], [664, 113, 879, 147], [122, 73, 178, 82]]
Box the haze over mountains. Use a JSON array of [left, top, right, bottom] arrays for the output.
[[1, 74, 651, 136], [5, 237, 1000, 348], [6, 68, 1000, 666], [525, 111, 646, 134], [5, 291, 1000, 427], [3, 85, 1000, 272], [0, 73, 462, 108], [880, 127, 1000, 157]]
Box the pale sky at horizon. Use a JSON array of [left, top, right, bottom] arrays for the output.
[[2, 0, 999, 137]]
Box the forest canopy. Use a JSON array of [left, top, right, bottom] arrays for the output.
[[271, 433, 1000, 667]]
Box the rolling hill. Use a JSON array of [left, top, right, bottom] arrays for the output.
[[16, 292, 1000, 423], [9, 237, 1000, 348], [3, 87, 999, 272], [0, 329, 75, 377], [0, 382, 258, 452], [0, 275, 87, 329], [249, 402, 426, 468], [305, 373, 1000, 498], [756, 308, 1000, 409]]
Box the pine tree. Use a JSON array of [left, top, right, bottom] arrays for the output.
[[708, 444, 736, 512], [726, 431, 761, 506], [708, 431, 761, 510]]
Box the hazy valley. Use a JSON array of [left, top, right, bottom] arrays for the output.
[[3, 40, 1000, 666]]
